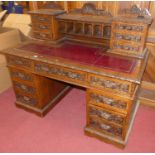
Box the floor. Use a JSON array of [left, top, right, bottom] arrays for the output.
[[0, 87, 155, 153]]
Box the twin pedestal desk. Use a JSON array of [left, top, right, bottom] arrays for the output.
[[0, 3, 153, 149]]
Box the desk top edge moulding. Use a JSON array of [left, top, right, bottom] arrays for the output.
[[0, 2, 153, 149]]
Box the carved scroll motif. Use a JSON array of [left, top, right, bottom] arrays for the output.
[[90, 93, 127, 110], [89, 107, 124, 125], [90, 119, 122, 137], [90, 76, 129, 93]]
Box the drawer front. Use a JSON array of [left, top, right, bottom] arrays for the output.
[[32, 23, 51, 33], [31, 14, 52, 24], [88, 74, 136, 96], [88, 117, 123, 137], [16, 93, 38, 106], [7, 55, 32, 70], [32, 31, 52, 40], [113, 22, 146, 33], [87, 89, 131, 114], [10, 68, 34, 84], [88, 104, 125, 126], [34, 62, 87, 85], [13, 81, 36, 95]]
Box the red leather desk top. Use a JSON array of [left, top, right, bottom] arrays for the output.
[[19, 43, 136, 73]]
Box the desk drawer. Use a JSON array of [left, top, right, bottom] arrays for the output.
[[31, 14, 52, 24], [16, 92, 38, 106], [88, 117, 123, 138], [32, 23, 51, 33], [34, 62, 87, 85], [88, 73, 136, 97], [32, 31, 52, 40], [9, 68, 34, 84], [13, 81, 36, 96], [7, 55, 33, 70], [88, 104, 126, 126], [87, 89, 133, 114]]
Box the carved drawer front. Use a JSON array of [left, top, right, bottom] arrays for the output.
[[7, 55, 32, 70], [32, 23, 51, 33], [88, 104, 125, 126], [13, 81, 36, 95], [34, 62, 87, 85], [31, 14, 52, 24], [88, 117, 123, 137], [16, 93, 38, 106], [33, 31, 52, 40], [87, 89, 132, 114], [113, 22, 145, 33], [10, 68, 34, 84], [88, 74, 136, 97]]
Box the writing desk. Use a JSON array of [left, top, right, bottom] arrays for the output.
[[1, 40, 148, 148]]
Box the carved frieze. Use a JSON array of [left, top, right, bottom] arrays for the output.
[[90, 119, 122, 137], [89, 106, 124, 125], [35, 63, 86, 81], [90, 93, 127, 110], [90, 76, 129, 93]]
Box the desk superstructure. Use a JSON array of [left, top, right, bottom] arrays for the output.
[[0, 2, 152, 148]]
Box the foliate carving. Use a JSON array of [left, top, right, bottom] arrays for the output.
[[115, 33, 141, 42], [89, 107, 124, 125], [42, 2, 62, 10], [71, 2, 112, 17], [90, 76, 129, 93], [90, 119, 122, 137], [14, 82, 35, 94], [11, 71, 33, 82], [90, 93, 127, 110], [16, 94, 37, 105], [121, 5, 151, 18], [35, 63, 85, 81], [8, 57, 31, 68], [116, 24, 144, 32], [113, 43, 139, 52]]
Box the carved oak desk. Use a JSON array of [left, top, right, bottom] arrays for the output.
[[1, 40, 148, 148]]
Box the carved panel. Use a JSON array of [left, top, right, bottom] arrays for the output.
[[115, 24, 144, 32], [89, 106, 124, 125], [89, 118, 122, 137], [14, 82, 36, 94], [16, 94, 38, 105], [7, 56, 31, 69], [35, 63, 86, 82], [11, 70, 33, 82], [89, 76, 130, 93], [115, 33, 141, 42], [90, 92, 127, 110]]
